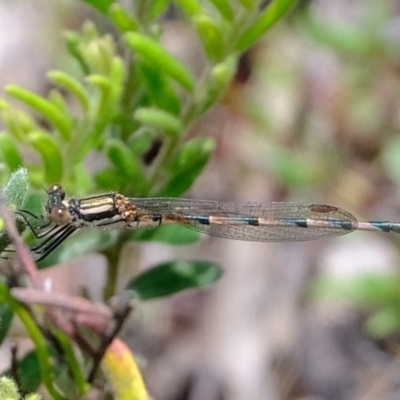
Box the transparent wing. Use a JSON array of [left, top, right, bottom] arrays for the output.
[[132, 198, 358, 241]]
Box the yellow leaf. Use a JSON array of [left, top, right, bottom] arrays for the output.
[[102, 338, 150, 400]]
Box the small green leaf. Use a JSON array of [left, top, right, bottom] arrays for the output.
[[129, 129, 156, 157], [0, 132, 24, 170], [48, 70, 90, 113], [237, 0, 255, 8], [134, 108, 183, 139], [0, 166, 29, 253], [86, 74, 112, 93], [128, 260, 223, 299], [131, 224, 201, 244], [94, 167, 127, 191], [81, 33, 115, 75], [109, 3, 139, 32], [49, 89, 69, 114], [106, 139, 146, 193], [138, 61, 181, 115], [159, 137, 215, 196], [1, 167, 29, 209], [125, 32, 195, 91], [6, 85, 72, 141], [0, 304, 13, 344], [28, 131, 63, 184], [16, 350, 42, 392], [86, 57, 124, 118], [0, 105, 37, 142], [174, 0, 202, 16], [82, 0, 113, 14], [200, 54, 238, 112], [194, 15, 226, 61], [150, 0, 170, 20], [65, 31, 90, 74], [236, 0, 297, 52], [209, 0, 234, 21]]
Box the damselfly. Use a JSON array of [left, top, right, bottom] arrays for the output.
[[9, 184, 400, 262]]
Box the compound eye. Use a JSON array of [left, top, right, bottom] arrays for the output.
[[48, 184, 66, 200], [50, 204, 71, 226]]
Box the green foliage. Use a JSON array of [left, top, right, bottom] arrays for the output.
[[128, 260, 223, 299], [0, 1, 295, 398], [313, 274, 400, 339], [0, 167, 30, 253]]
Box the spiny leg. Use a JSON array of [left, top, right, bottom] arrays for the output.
[[15, 210, 52, 239], [32, 224, 77, 262]]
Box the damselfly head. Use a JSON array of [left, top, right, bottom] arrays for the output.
[[45, 184, 66, 213], [48, 184, 66, 201]]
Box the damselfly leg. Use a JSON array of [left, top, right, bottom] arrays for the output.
[[15, 209, 53, 238], [30, 224, 77, 261]]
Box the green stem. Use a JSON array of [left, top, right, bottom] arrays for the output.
[[55, 330, 89, 396], [1, 285, 67, 400], [102, 233, 129, 300]]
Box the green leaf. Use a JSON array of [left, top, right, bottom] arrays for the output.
[[82, 0, 113, 14], [138, 60, 181, 115], [129, 129, 156, 157], [0, 166, 30, 252], [209, 0, 234, 21], [86, 57, 124, 116], [0, 132, 24, 170], [16, 350, 42, 393], [127, 260, 223, 299], [237, 0, 256, 9], [28, 131, 63, 184], [236, 0, 297, 52], [0, 105, 37, 142], [134, 107, 183, 139], [6, 85, 72, 141], [1, 167, 29, 208], [159, 137, 215, 196], [48, 70, 90, 113], [125, 32, 195, 91], [0, 304, 13, 344], [75, 57, 124, 162], [131, 224, 201, 244], [200, 54, 238, 113], [80, 28, 116, 75], [65, 31, 90, 74], [150, 0, 171, 20], [174, 0, 202, 16], [106, 139, 146, 193], [94, 167, 127, 191], [194, 15, 226, 61], [48, 89, 69, 115], [109, 3, 139, 32]]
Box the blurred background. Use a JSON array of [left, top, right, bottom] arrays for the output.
[[2, 0, 400, 399]]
